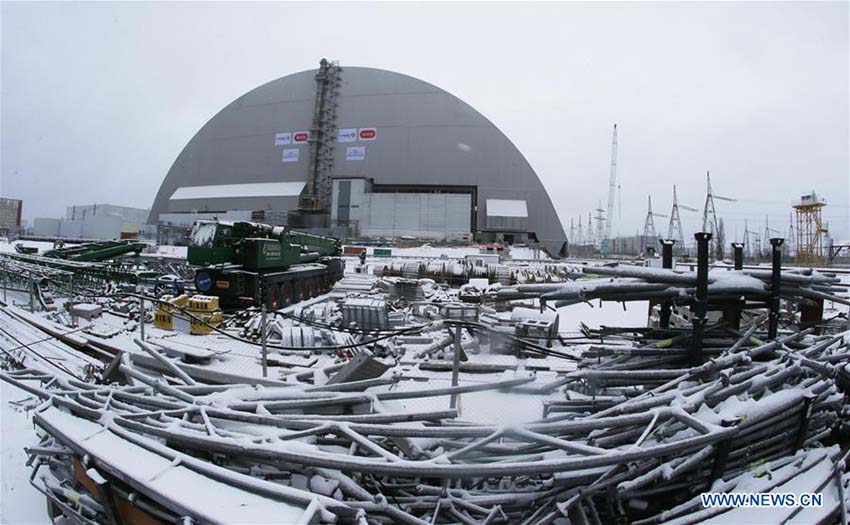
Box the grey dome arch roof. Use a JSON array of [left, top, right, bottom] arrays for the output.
[[148, 66, 567, 255]]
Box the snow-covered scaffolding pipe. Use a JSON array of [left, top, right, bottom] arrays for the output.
[[743, 268, 840, 286], [134, 338, 197, 386], [582, 264, 700, 285], [116, 363, 195, 404], [110, 414, 740, 478], [540, 282, 671, 301], [228, 376, 535, 412]]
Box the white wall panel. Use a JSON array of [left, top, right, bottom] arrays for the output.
[[360, 192, 471, 240]]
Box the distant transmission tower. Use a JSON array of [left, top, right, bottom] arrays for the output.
[[594, 201, 606, 250], [576, 216, 584, 246], [668, 185, 686, 254], [601, 124, 618, 256], [764, 215, 779, 255], [641, 195, 658, 254], [702, 172, 720, 249], [701, 171, 736, 258], [587, 212, 593, 245]]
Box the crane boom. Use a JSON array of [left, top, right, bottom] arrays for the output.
[[601, 124, 618, 256]]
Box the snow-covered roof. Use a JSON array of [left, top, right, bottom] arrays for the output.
[[170, 182, 305, 200], [486, 199, 528, 218]]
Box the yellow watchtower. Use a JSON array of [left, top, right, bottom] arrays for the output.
[[792, 191, 827, 266]]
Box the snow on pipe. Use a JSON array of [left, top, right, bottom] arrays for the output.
[[9, 328, 844, 484], [134, 338, 197, 386], [3, 301, 848, 523], [498, 263, 847, 311]]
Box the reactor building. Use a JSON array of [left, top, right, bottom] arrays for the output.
[[148, 60, 567, 256]]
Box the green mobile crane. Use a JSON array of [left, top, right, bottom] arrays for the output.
[[188, 220, 344, 309]]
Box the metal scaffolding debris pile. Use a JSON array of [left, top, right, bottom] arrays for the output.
[[2, 309, 849, 524], [1, 235, 849, 524], [502, 263, 847, 310], [377, 258, 571, 286]]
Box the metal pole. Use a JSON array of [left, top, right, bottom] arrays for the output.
[[723, 242, 746, 330], [28, 271, 34, 312], [134, 338, 197, 386], [261, 303, 268, 378], [731, 243, 744, 270], [2, 259, 7, 302], [138, 295, 145, 342], [768, 238, 784, 340], [708, 418, 737, 483], [69, 275, 76, 327], [659, 239, 675, 328], [690, 232, 712, 366], [835, 459, 848, 525], [450, 326, 462, 410]]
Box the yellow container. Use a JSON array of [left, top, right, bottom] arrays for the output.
[[154, 294, 192, 331], [186, 295, 222, 335], [188, 295, 220, 312], [154, 294, 222, 334], [154, 310, 173, 330], [189, 310, 223, 335]]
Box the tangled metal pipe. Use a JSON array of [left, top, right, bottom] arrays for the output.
[[498, 263, 847, 309], [3, 318, 848, 524]]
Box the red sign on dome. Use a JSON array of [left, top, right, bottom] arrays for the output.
[[358, 128, 377, 141]]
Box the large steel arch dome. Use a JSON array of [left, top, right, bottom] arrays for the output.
[[148, 65, 567, 256]]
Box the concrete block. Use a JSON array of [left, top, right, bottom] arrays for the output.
[[72, 303, 102, 320]]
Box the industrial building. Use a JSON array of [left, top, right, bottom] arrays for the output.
[[33, 203, 149, 240], [0, 198, 23, 233], [147, 61, 567, 256]]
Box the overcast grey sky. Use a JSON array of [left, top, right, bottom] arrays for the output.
[[2, 1, 848, 241]]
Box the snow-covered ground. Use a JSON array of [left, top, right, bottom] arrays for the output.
[[0, 289, 87, 524], [1, 381, 48, 525], [557, 299, 650, 333]]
